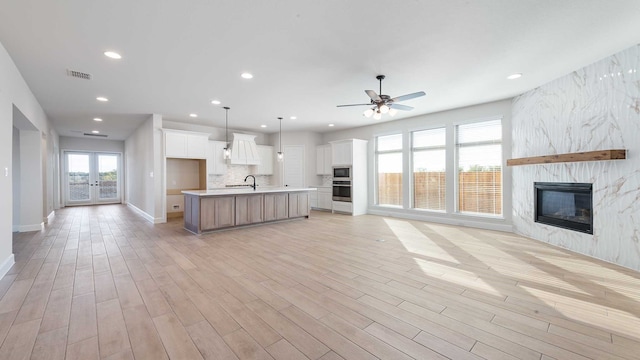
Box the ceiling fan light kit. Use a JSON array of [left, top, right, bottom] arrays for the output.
[[362, 108, 373, 117], [337, 74, 425, 120]]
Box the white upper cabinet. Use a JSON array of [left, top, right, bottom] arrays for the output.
[[164, 129, 209, 159], [316, 145, 332, 175], [165, 131, 187, 157], [254, 145, 273, 175], [207, 140, 227, 175], [331, 141, 353, 166], [187, 136, 208, 158]]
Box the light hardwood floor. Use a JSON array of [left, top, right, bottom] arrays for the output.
[[1, 204, 640, 359]]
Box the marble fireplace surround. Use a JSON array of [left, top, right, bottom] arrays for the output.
[[511, 44, 640, 271]]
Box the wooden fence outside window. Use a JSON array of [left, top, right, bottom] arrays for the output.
[[378, 171, 502, 214]]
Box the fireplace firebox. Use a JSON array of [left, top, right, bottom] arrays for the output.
[[534, 182, 593, 234]]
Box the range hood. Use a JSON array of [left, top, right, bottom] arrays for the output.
[[230, 133, 261, 165]]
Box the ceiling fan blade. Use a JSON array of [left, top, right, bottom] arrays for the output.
[[390, 103, 414, 111], [391, 91, 426, 103], [337, 103, 372, 107], [365, 90, 382, 102]]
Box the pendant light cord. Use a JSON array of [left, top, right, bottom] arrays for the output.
[[224, 107, 230, 147], [279, 117, 282, 153]]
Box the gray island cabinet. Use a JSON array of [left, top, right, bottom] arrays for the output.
[[182, 188, 315, 234]]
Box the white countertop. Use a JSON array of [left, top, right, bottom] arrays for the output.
[[182, 187, 317, 196]]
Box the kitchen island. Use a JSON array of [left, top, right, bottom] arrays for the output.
[[182, 187, 316, 234]]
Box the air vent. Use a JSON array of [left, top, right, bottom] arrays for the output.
[[67, 69, 92, 80], [83, 132, 108, 138]]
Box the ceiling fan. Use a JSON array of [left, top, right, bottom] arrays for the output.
[[337, 75, 426, 119]]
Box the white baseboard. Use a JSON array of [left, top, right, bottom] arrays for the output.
[[367, 208, 513, 233], [12, 224, 18, 232], [154, 217, 166, 224], [46, 210, 55, 223], [19, 223, 44, 232], [0, 254, 15, 279], [126, 203, 154, 224]]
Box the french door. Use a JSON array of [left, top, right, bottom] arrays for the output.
[[64, 151, 121, 206]]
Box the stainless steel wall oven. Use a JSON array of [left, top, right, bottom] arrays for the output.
[[332, 180, 352, 202]]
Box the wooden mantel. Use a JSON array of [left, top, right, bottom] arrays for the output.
[[507, 149, 626, 166]]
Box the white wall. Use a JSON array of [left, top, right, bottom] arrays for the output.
[[0, 40, 57, 278], [11, 126, 19, 230], [0, 90, 11, 275], [323, 99, 513, 231], [60, 136, 124, 153], [19, 130, 43, 231], [124, 115, 157, 221], [512, 44, 640, 271]]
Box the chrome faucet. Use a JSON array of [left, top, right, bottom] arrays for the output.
[[244, 175, 256, 190]]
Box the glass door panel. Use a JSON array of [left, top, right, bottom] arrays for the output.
[[65, 151, 121, 206], [97, 154, 119, 202], [66, 153, 91, 205]]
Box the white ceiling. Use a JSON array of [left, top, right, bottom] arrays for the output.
[[2, 0, 640, 140]]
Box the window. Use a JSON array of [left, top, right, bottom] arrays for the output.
[[376, 134, 403, 206], [412, 128, 446, 211], [456, 119, 502, 215]]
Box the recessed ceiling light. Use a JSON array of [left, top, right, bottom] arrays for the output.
[[96, 96, 109, 102], [211, 100, 221, 105], [93, 118, 103, 122], [189, 113, 198, 118], [241, 72, 253, 79], [507, 73, 522, 80], [290, 116, 297, 120], [260, 125, 267, 128], [328, 124, 335, 127], [92, 130, 100, 134], [104, 51, 122, 59]]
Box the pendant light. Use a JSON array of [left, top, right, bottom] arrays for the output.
[[223, 107, 231, 160], [277, 117, 284, 162]]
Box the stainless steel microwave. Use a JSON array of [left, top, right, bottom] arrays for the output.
[[333, 166, 351, 179]]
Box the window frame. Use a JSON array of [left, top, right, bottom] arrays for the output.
[[454, 118, 504, 217], [410, 126, 447, 212], [374, 132, 404, 207]]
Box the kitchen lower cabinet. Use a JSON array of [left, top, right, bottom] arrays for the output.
[[332, 201, 352, 214], [200, 196, 235, 231], [288, 192, 310, 218], [235, 194, 264, 225], [311, 187, 332, 211], [264, 193, 289, 221], [317, 189, 332, 210], [184, 189, 313, 233]]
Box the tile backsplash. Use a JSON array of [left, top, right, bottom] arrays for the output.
[[207, 164, 273, 189], [320, 175, 333, 186]]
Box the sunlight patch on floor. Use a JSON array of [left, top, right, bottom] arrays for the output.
[[382, 218, 512, 298], [383, 218, 461, 264]]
